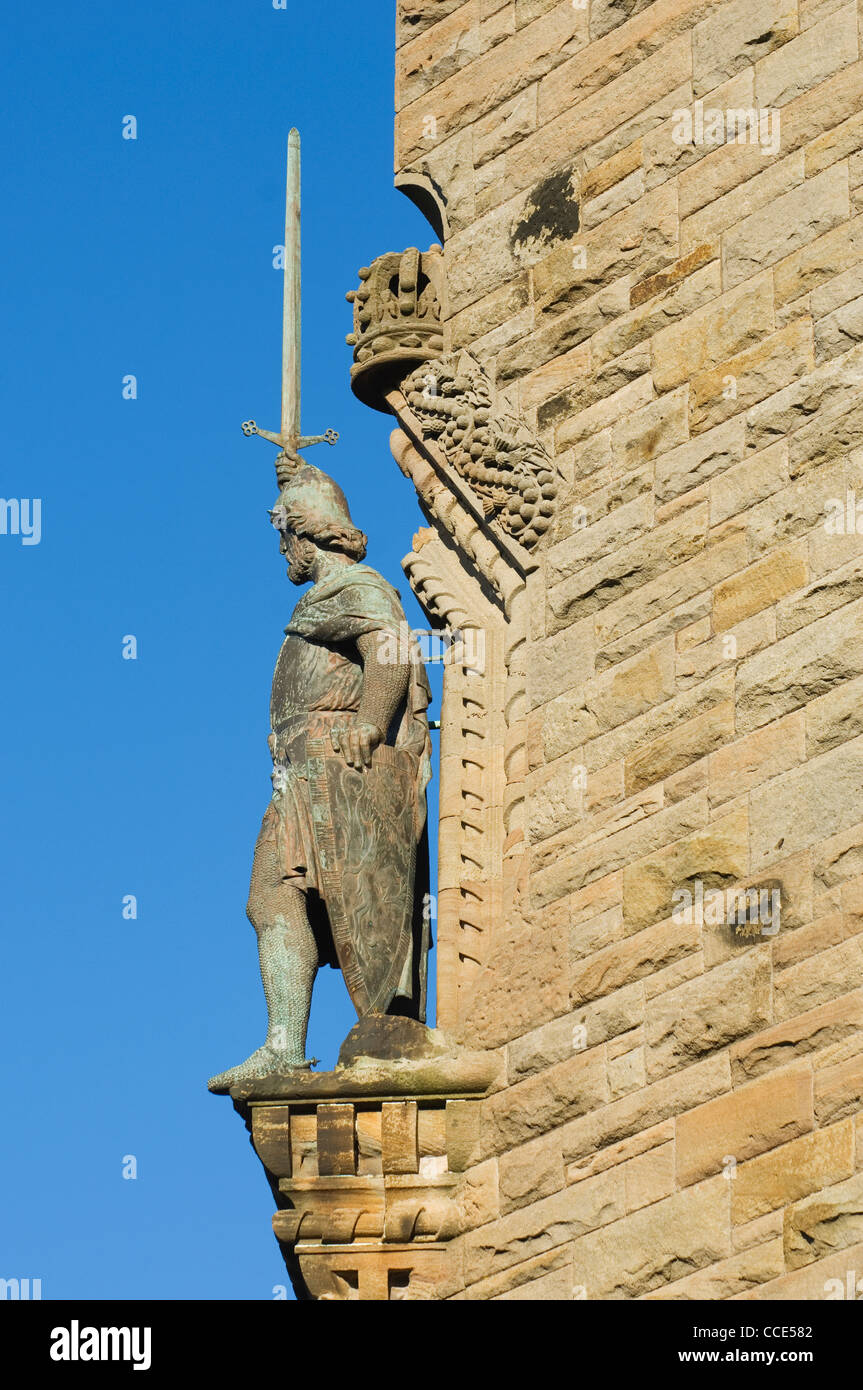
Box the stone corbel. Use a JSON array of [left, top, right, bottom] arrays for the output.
[[233, 1031, 500, 1300]]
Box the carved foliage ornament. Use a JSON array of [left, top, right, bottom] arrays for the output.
[[401, 353, 558, 549]]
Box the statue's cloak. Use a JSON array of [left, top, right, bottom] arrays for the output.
[[269, 565, 432, 1019]]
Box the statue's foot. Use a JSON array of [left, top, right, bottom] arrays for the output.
[[207, 1043, 317, 1094]]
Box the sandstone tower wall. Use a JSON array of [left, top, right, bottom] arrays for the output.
[[394, 0, 863, 1299]]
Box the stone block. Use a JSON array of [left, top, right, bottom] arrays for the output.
[[316, 1104, 357, 1176], [571, 1176, 731, 1299], [737, 597, 863, 734], [652, 274, 775, 392], [693, 0, 798, 97], [624, 701, 735, 794], [642, 1240, 786, 1299], [498, 1131, 565, 1214], [462, 1167, 625, 1284], [480, 1048, 608, 1155], [732, 1120, 856, 1223], [709, 439, 791, 526], [815, 1049, 863, 1125], [621, 804, 749, 933], [676, 1063, 814, 1186], [713, 542, 809, 631], [732, 991, 863, 1082], [621, 1142, 676, 1211], [708, 711, 806, 809], [381, 1102, 419, 1175], [690, 319, 815, 437], [755, 3, 859, 108], [750, 738, 863, 875], [723, 164, 849, 289], [733, 1238, 863, 1298], [645, 948, 773, 1081], [562, 1054, 732, 1169], [775, 212, 863, 307], [785, 1170, 863, 1268]]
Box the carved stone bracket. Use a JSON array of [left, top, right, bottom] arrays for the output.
[[233, 1043, 499, 1300]]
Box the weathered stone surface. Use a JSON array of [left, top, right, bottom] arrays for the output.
[[652, 273, 775, 391], [755, 3, 859, 108], [547, 505, 708, 630], [732, 1121, 856, 1224], [461, 1243, 571, 1301], [713, 542, 808, 631], [732, 992, 863, 1082], [656, 418, 744, 504], [689, 319, 814, 437], [572, 978, 645, 1048], [775, 934, 863, 1020], [708, 712, 806, 809], [683, 149, 806, 260], [642, 1240, 786, 1299], [737, 598, 863, 735], [733, 1208, 784, 1254], [563, 1054, 731, 1167], [463, 1167, 625, 1284], [693, 0, 798, 97], [723, 165, 849, 290], [621, 804, 749, 933], [532, 788, 710, 907], [815, 1049, 863, 1125], [569, 917, 699, 1008], [644, 949, 773, 1081], [785, 1171, 863, 1268], [750, 738, 863, 874], [734, 1239, 863, 1299], [624, 701, 734, 794], [455, 1158, 500, 1235], [676, 1063, 814, 1186], [775, 212, 863, 307], [621, 1141, 675, 1211], [806, 673, 863, 757], [480, 1047, 608, 1156], [571, 1176, 731, 1299], [498, 1131, 564, 1214]]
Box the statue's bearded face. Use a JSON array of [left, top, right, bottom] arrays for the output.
[[279, 528, 315, 585]]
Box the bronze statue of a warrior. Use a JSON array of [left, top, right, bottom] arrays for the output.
[[208, 458, 432, 1091], [208, 130, 431, 1092]]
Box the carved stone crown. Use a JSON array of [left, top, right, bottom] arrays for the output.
[[346, 247, 445, 411]]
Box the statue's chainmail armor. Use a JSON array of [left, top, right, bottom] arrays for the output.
[[356, 631, 411, 736]]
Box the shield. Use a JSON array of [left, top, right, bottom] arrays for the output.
[[306, 737, 419, 1016]]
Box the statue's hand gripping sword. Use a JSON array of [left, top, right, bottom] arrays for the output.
[[242, 129, 338, 482]]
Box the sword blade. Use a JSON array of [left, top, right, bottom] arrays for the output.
[[282, 128, 301, 446]]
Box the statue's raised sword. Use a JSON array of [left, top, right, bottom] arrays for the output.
[[241, 128, 338, 470]]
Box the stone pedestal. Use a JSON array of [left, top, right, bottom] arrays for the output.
[[230, 1026, 499, 1300]]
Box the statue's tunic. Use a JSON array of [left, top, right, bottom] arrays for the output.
[[267, 564, 431, 894]]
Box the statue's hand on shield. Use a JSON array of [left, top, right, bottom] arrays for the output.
[[330, 718, 384, 770]]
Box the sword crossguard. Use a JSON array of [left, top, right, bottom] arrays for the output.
[[299, 430, 339, 448], [240, 421, 339, 450]]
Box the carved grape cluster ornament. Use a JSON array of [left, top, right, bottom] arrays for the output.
[[402, 354, 558, 549]]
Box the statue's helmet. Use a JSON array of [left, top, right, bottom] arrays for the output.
[[270, 460, 367, 560]]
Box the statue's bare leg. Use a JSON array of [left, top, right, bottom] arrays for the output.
[[208, 812, 318, 1092]]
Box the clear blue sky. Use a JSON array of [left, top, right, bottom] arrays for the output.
[[1, 0, 442, 1299]]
